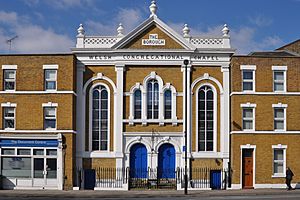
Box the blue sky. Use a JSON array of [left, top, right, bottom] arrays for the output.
[[0, 0, 299, 54]]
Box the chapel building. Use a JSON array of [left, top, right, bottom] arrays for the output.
[[0, 1, 299, 191]]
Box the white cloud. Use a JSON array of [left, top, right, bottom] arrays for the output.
[[169, 22, 283, 54], [85, 8, 143, 35], [23, 0, 97, 9], [13, 25, 73, 53], [48, 0, 95, 9], [249, 15, 272, 27], [0, 11, 18, 24], [0, 11, 73, 53], [116, 8, 143, 32]]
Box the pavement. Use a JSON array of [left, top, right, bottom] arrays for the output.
[[0, 188, 300, 198]]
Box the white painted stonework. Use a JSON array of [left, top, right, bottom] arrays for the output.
[[73, 1, 234, 190]]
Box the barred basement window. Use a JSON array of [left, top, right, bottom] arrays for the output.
[[92, 85, 108, 151], [147, 79, 159, 119], [3, 107, 15, 129], [4, 70, 16, 91], [164, 89, 172, 119], [134, 89, 142, 119], [198, 85, 214, 152]]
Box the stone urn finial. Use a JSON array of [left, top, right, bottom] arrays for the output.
[[117, 23, 124, 37], [77, 24, 85, 37], [222, 24, 230, 37], [183, 24, 190, 38], [149, 1, 157, 17]]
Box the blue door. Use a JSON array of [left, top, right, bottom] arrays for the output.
[[84, 169, 95, 190], [130, 143, 148, 178], [210, 170, 221, 189], [158, 143, 175, 178]]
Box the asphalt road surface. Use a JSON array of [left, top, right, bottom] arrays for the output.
[[1, 189, 300, 200], [0, 195, 300, 200], [1, 194, 300, 200]]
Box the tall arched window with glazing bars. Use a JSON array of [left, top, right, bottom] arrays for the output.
[[92, 85, 108, 151], [147, 79, 159, 119], [164, 89, 172, 119], [198, 85, 214, 152], [134, 89, 142, 119]]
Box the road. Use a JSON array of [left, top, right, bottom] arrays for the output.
[[0, 194, 300, 200], [1, 189, 300, 200]]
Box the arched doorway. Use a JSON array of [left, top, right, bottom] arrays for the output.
[[130, 143, 148, 178], [158, 143, 176, 178]]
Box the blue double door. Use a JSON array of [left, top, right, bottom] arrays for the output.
[[130, 143, 176, 179]]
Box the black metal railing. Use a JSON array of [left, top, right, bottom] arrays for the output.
[[128, 168, 177, 189], [95, 168, 126, 188], [75, 167, 228, 190]]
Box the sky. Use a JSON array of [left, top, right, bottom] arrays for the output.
[[0, 0, 299, 54]]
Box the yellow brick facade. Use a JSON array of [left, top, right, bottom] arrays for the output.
[[231, 53, 300, 189], [0, 55, 76, 190]]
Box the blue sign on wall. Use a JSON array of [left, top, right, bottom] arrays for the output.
[[0, 139, 58, 147]]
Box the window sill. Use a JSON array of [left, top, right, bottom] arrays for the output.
[[272, 174, 285, 178], [192, 151, 222, 158], [273, 91, 286, 93], [88, 151, 114, 158], [241, 91, 255, 93], [241, 129, 255, 132], [274, 129, 286, 132], [45, 90, 57, 92], [44, 128, 57, 131], [4, 128, 15, 131], [3, 90, 16, 92], [125, 119, 182, 125]]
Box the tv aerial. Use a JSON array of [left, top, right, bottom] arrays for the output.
[[6, 35, 18, 52]]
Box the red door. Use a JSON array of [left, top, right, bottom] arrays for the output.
[[242, 149, 253, 189]]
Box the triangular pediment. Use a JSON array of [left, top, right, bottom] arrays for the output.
[[112, 16, 195, 50]]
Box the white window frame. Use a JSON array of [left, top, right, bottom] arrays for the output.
[[240, 65, 256, 92], [241, 103, 256, 131], [196, 83, 217, 153], [272, 144, 287, 178], [272, 103, 287, 131], [44, 69, 57, 91], [1, 103, 17, 130], [272, 66, 287, 92], [88, 82, 110, 152], [3, 69, 16, 91], [133, 89, 142, 120], [42, 103, 57, 130], [128, 80, 178, 126], [162, 83, 177, 125]]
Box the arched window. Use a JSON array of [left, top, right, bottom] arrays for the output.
[[164, 90, 172, 119], [198, 85, 214, 152], [147, 79, 159, 119], [134, 89, 142, 119], [92, 85, 108, 151]]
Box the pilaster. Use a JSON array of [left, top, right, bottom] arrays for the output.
[[221, 64, 230, 168], [75, 63, 85, 171], [115, 64, 125, 168]]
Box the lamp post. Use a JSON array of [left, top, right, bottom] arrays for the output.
[[183, 59, 189, 195]]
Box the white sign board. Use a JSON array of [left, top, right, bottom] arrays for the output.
[[142, 34, 165, 46]]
